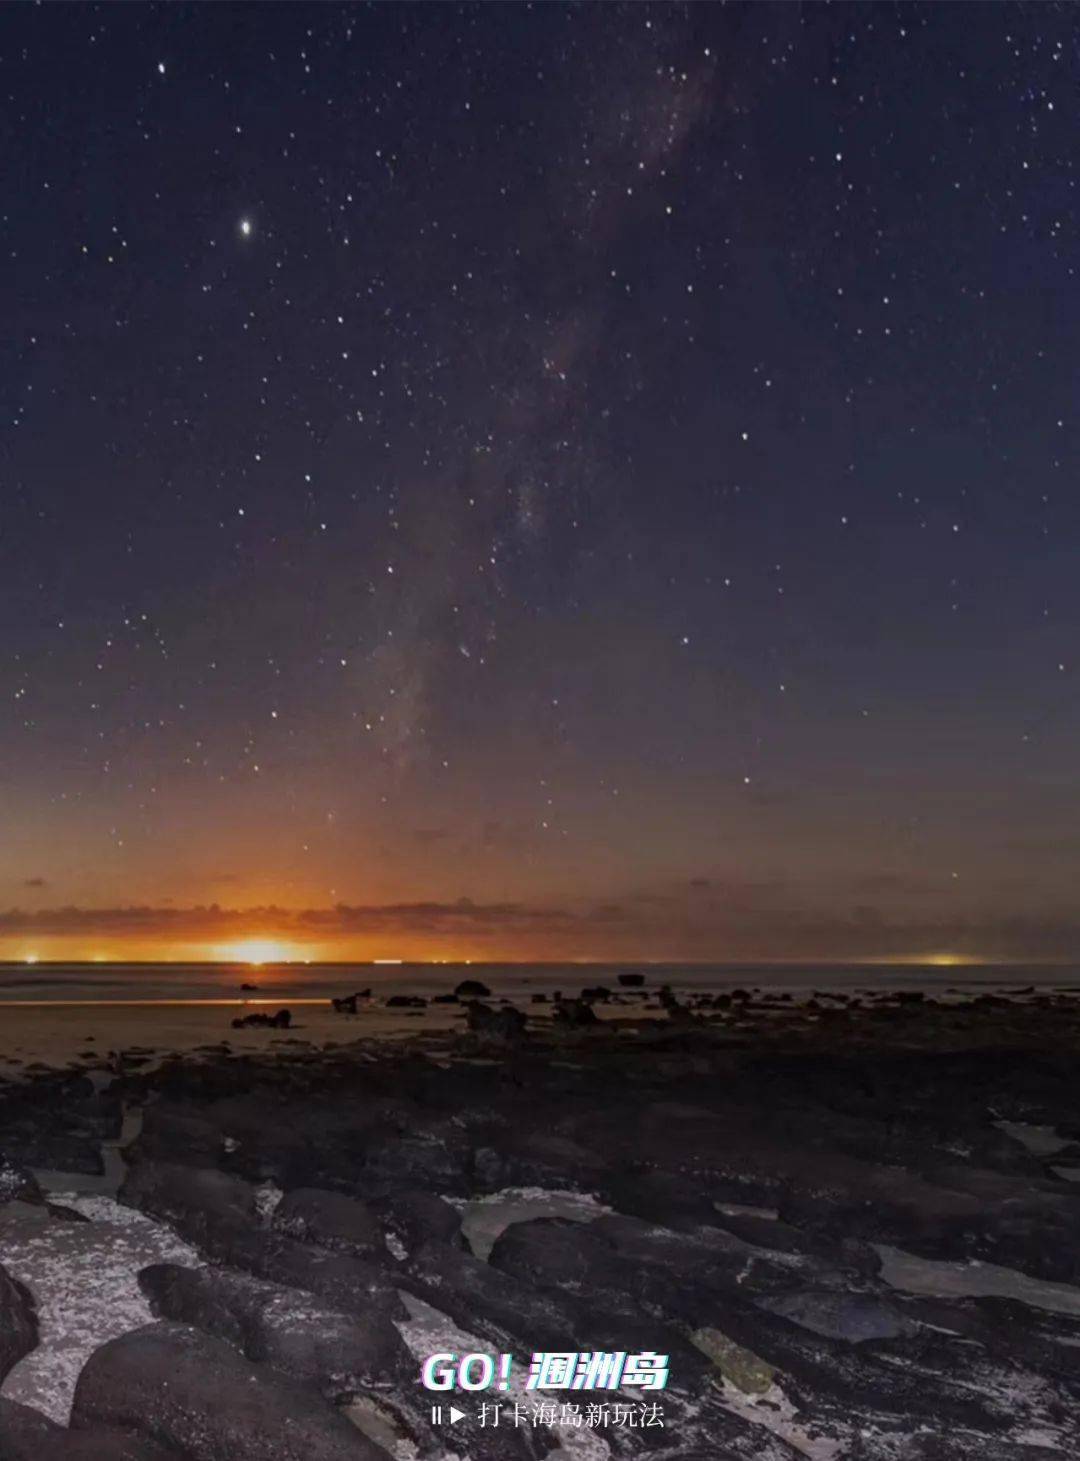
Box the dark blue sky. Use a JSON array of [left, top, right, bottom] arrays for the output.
[[1, 3, 1078, 961]]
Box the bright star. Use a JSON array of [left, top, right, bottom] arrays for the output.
[[239, 218, 253, 238]]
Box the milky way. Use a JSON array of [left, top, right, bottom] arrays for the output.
[[1, 4, 1078, 961]]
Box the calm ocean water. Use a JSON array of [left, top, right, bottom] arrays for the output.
[[0, 962, 1076, 1006]]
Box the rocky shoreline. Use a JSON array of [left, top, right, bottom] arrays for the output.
[[2, 986, 1080, 1458]]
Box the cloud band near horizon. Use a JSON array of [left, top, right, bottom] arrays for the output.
[[0, 897, 1078, 962]]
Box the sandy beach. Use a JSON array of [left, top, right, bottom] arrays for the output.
[[1, 961, 1075, 1072]]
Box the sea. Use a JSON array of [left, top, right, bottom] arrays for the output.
[[0, 960, 1076, 1006]]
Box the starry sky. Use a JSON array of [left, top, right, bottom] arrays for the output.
[[2, 2, 1079, 964]]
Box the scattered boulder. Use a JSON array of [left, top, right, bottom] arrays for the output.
[[272, 1188, 386, 1257], [474, 1132, 610, 1193], [0, 1263, 37, 1382], [401, 1239, 577, 1354], [125, 1103, 227, 1168], [666, 1001, 701, 1025], [617, 972, 645, 987], [369, 1188, 465, 1255], [551, 998, 598, 1028], [385, 995, 426, 1009], [138, 1264, 410, 1399], [464, 1001, 526, 1041], [118, 1161, 258, 1256], [208, 1224, 405, 1320], [453, 978, 491, 999], [0, 1397, 174, 1461], [139, 1267, 436, 1454], [330, 991, 370, 1014], [70, 1320, 390, 1460], [231, 1009, 291, 1030], [0, 1155, 42, 1206]]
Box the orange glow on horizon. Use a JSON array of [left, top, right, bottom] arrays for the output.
[[215, 938, 297, 965]]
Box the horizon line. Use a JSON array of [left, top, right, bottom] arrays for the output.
[[0, 957, 1070, 969]]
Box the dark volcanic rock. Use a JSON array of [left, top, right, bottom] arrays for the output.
[[617, 972, 645, 987], [453, 978, 491, 998], [0, 1397, 174, 1461], [484, 1215, 1053, 1445], [489, 1214, 816, 1322], [0, 1263, 37, 1382], [129, 1261, 436, 1455], [401, 1238, 581, 1353], [600, 1169, 720, 1227], [581, 985, 613, 1003], [754, 1288, 917, 1342], [273, 1188, 387, 1257], [43, 1200, 92, 1224], [561, 1089, 1080, 1286], [71, 1320, 388, 1459], [710, 1211, 883, 1277], [400, 1243, 805, 1457], [215, 1225, 405, 1319], [130, 1089, 472, 1198], [369, 1188, 465, 1254], [464, 1000, 526, 1041], [777, 1154, 1080, 1283], [886, 1440, 1066, 1461], [0, 1154, 42, 1205], [74, 984, 1080, 1455], [119, 1160, 259, 1253], [551, 997, 598, 1027], [113, 1056, 193, 1101], [127, 1104, 227, 1167], [473, 1131, 610, 1193], [350, 1129, 473, 1198], [138, 1263, 410, 1399], [120, 1163, 404, 1317], [232, 1009, 292, 1030], [0, 1105, 105, 1172]]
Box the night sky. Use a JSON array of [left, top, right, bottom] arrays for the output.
[[2, 3, 1078, 963]]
